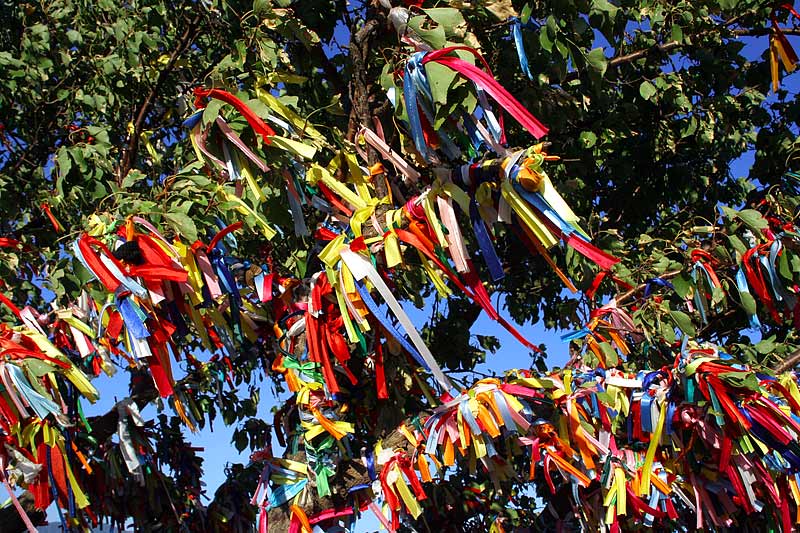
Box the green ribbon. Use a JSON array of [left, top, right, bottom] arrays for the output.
[[77, 397, 92, 434], [282, 356, 323, 382]]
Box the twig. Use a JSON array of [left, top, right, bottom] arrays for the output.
[[118, 14, 203, 183], [773, 347, 800, 373], [614, 270, 683, 305], [563, 26, 800, 83]]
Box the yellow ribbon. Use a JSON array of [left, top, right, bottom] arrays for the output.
[[639, 399, 666, 496]]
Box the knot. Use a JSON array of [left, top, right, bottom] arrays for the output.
[[517, 157, 545, 192], [369, 162, 386, 177], [404, 197, 426, 221]]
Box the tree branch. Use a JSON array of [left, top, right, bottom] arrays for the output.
[[118, 14, 203, 182], [613, 270, 683, 306], [773, 347, 800, 373], [564, 26, 800, 83]]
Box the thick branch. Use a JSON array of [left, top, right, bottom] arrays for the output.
[[118, 14, 202, 182]]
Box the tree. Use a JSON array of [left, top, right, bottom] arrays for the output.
[[2, 0, 800, 531]]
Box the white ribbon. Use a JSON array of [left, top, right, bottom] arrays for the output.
[[117, 400, 146, 484], [339, 248, 453, 392]]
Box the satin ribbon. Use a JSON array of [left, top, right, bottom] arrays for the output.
[[193, 87, 275, 143], [511, 17, 535, 80], [356, 127, 420, 183], [421, 46, 548, 139], [339, 248, 454, 392]]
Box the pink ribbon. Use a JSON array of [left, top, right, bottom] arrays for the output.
[[422, 46, 549, 140]]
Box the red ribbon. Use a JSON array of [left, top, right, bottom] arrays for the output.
[[193, 88, 275, 144], [207, 221, 243, 253]]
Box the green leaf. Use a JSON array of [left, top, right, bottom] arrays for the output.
[[671, 24, 683, 43], [720, 205, 739, 220], [586, 48, 607, 77], [57, 146, 72, 177], [539, 28, 554, 52], [579, 131, 597, 148], [598, 342, 619, 367], [669, 310, 696, 336], [253, 0, 271, 16], [121, 169, 146, 189], [425, 61, 458, 108], [423, 8, 466, 34], [202, 98, 224, 126], [66, 29, 82, 45], [165, 212, 198, 242], [739, 291, 757, 316], [639, 80, 657, 100], [590, 0, 619, 21], [755, 336, 777, 354], [727, 235, 746, 256], [521, 3, 533, 24], [638, 233, 653, 245], [737, 209, 768, 233], [779, 250, 792, 280], [711, 286, 726, 307], [719, 371, 760, 391], [408, 15, 447, 50]]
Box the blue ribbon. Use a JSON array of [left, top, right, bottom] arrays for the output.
[[640, 395, 654, 433], [736, 267, 762, 329], [425, 417, 441, 456], [354, 281, 429, 372], [116, 293, 150, 340], [182, 111, 203, 130], [470, 200, 504, 281], [462, 112, 485, 152], [511, 17, 533, 80], [210, 251, 242, 342], [404, 53, 431, 160], [644, 277, 675, 298], [691, 263, 710, 324], [6, 365, 61, 419], [511, 16, 536, 79], [268, 479, 308, 509], [492, 390, 519, 432], [561, 327, 591, 341]]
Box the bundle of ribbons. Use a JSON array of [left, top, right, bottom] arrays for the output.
[[187, 83, 331, 239], [0, 306, 100, 532], [650, 211, 800, 330], [771, 3, 800, 92], [71, 217, 273, 425], [252, 334, 800, 532], [402, 45, 548, 162]]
